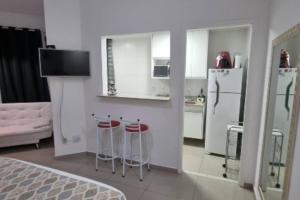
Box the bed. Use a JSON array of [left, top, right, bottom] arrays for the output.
[[0, 157, 126, 200]]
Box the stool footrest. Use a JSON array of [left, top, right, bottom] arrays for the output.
[[124, 160, 149, 167], [96, 154, 119, 161]]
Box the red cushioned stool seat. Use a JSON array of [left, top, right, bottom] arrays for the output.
[[98, 120, 120, 128], [125, 123, 149, 133]]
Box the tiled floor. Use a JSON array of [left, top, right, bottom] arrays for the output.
[[0, 139, 254, 200], [267, 165, 285, 188], [263, 188, 282, 200], [182, 139, 240, 181], [259, 166, 285, 200]]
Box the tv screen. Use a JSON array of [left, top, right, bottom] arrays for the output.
[[39, 49, 90, 76]]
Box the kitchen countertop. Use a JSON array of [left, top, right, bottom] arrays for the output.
[[184, 101, 205, 112], [98, 94, 171, 101], [185, 101, 205, 107]]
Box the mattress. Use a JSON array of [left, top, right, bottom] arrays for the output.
[[0, 157, 126, 200]]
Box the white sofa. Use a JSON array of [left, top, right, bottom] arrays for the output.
[[0, 102, 52, 148]]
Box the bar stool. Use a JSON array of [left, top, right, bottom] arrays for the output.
[[92, 114, 121, 174], [121, 118, 151, 181]]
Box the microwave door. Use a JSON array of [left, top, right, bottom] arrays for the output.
[[153, 65, 169, 77]]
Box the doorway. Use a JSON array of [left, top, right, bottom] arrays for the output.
[[182, 25, 252, 181]]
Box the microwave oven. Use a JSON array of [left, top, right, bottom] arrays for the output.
[[153, 65, 170, 77], [152, 58, 170, 77]]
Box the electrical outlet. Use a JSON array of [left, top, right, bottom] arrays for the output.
[[72, 135, 81, 143]]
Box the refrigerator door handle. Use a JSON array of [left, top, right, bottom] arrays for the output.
[[285, 78, 293, 120], [213, 79, 220, 114]]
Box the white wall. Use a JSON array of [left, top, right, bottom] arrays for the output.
[[44, 0, 87, 156], [185, 80, 207, 97], [207, 27, 250, 68], [113, 36, 151, 96], [79, 0, 270, 185], [0, 11, 44, 30], [255, 0, 300, 199]]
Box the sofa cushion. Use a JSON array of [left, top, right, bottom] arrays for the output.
[[0, 102, 52, 137], [0, 124, 51, 137]]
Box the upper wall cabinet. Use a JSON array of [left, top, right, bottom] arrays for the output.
[[186, 29, 209, 79], [151, 32, 170, 58]]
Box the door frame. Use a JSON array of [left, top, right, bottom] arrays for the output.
[[178, 23, 253, 187], [254, 22, 300, 200]]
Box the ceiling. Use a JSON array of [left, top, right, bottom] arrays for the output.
[[0, 0, 44, 16]]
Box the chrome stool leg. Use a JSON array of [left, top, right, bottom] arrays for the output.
[[130, 134, 133, 168], [270, 136, 277, 176], [96, 127, 100, 171], [223, 129, 229, 178], [139, 132, 143, 181], [147, 134, 151, 171], [122, 130, 127, 178], [110, 126, 115, 174], [275, 135, 284, 188]]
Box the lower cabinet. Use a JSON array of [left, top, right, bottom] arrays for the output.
[[184, 111, 204, 139]]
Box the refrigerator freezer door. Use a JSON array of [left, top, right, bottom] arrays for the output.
[[277, 69, 298, 95], [205, 92, 241, 155], [208, 68, 243, 93]]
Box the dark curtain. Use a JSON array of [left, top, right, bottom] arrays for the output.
[[0, 27, 50, 103]]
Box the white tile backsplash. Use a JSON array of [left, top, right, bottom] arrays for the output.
[[149, 79, 170, 96], [184, 79, 207, 97]]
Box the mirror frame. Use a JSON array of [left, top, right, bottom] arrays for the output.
[[257, 23, 300, 200]]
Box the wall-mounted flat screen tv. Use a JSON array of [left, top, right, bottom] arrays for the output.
[[39, 49, 90, 77]]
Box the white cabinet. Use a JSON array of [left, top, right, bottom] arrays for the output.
[[151, 32, 170, 58], [184, 111, 204, 139], [186, 29, 209, 79]]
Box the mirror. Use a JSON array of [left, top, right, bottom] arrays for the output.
[[259, 24, 300, 200], [100, 31, 171, 100]]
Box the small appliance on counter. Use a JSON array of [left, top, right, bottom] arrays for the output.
[[233, 54, 242, 68], [152, 58, 170, 78], [214, 51, 232, 69], [107, 85, 117, 96], [184, 96, 197, 104], [197, 88, 206, 103], [279, 49, 291, 68]]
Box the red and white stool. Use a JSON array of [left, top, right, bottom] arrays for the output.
[[121, 118, 151, 181], [92, 114, 121, 174]]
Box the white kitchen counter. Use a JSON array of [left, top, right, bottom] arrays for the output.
[[98, 94, 171, 101], [185, 102, 206, 112]]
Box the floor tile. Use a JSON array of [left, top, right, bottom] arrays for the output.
[[183, 138, 239, 181], [0, 138, 255, 200], [267, 165, 285, 188], [263, 188, 282, 200], [139, 190, 179, 200], [182, 154, 202, 172], [193, 176, 254, 200], [148, 170, 197, 199], [104, 180, 146, 200], [108, 165, 155, 189]]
